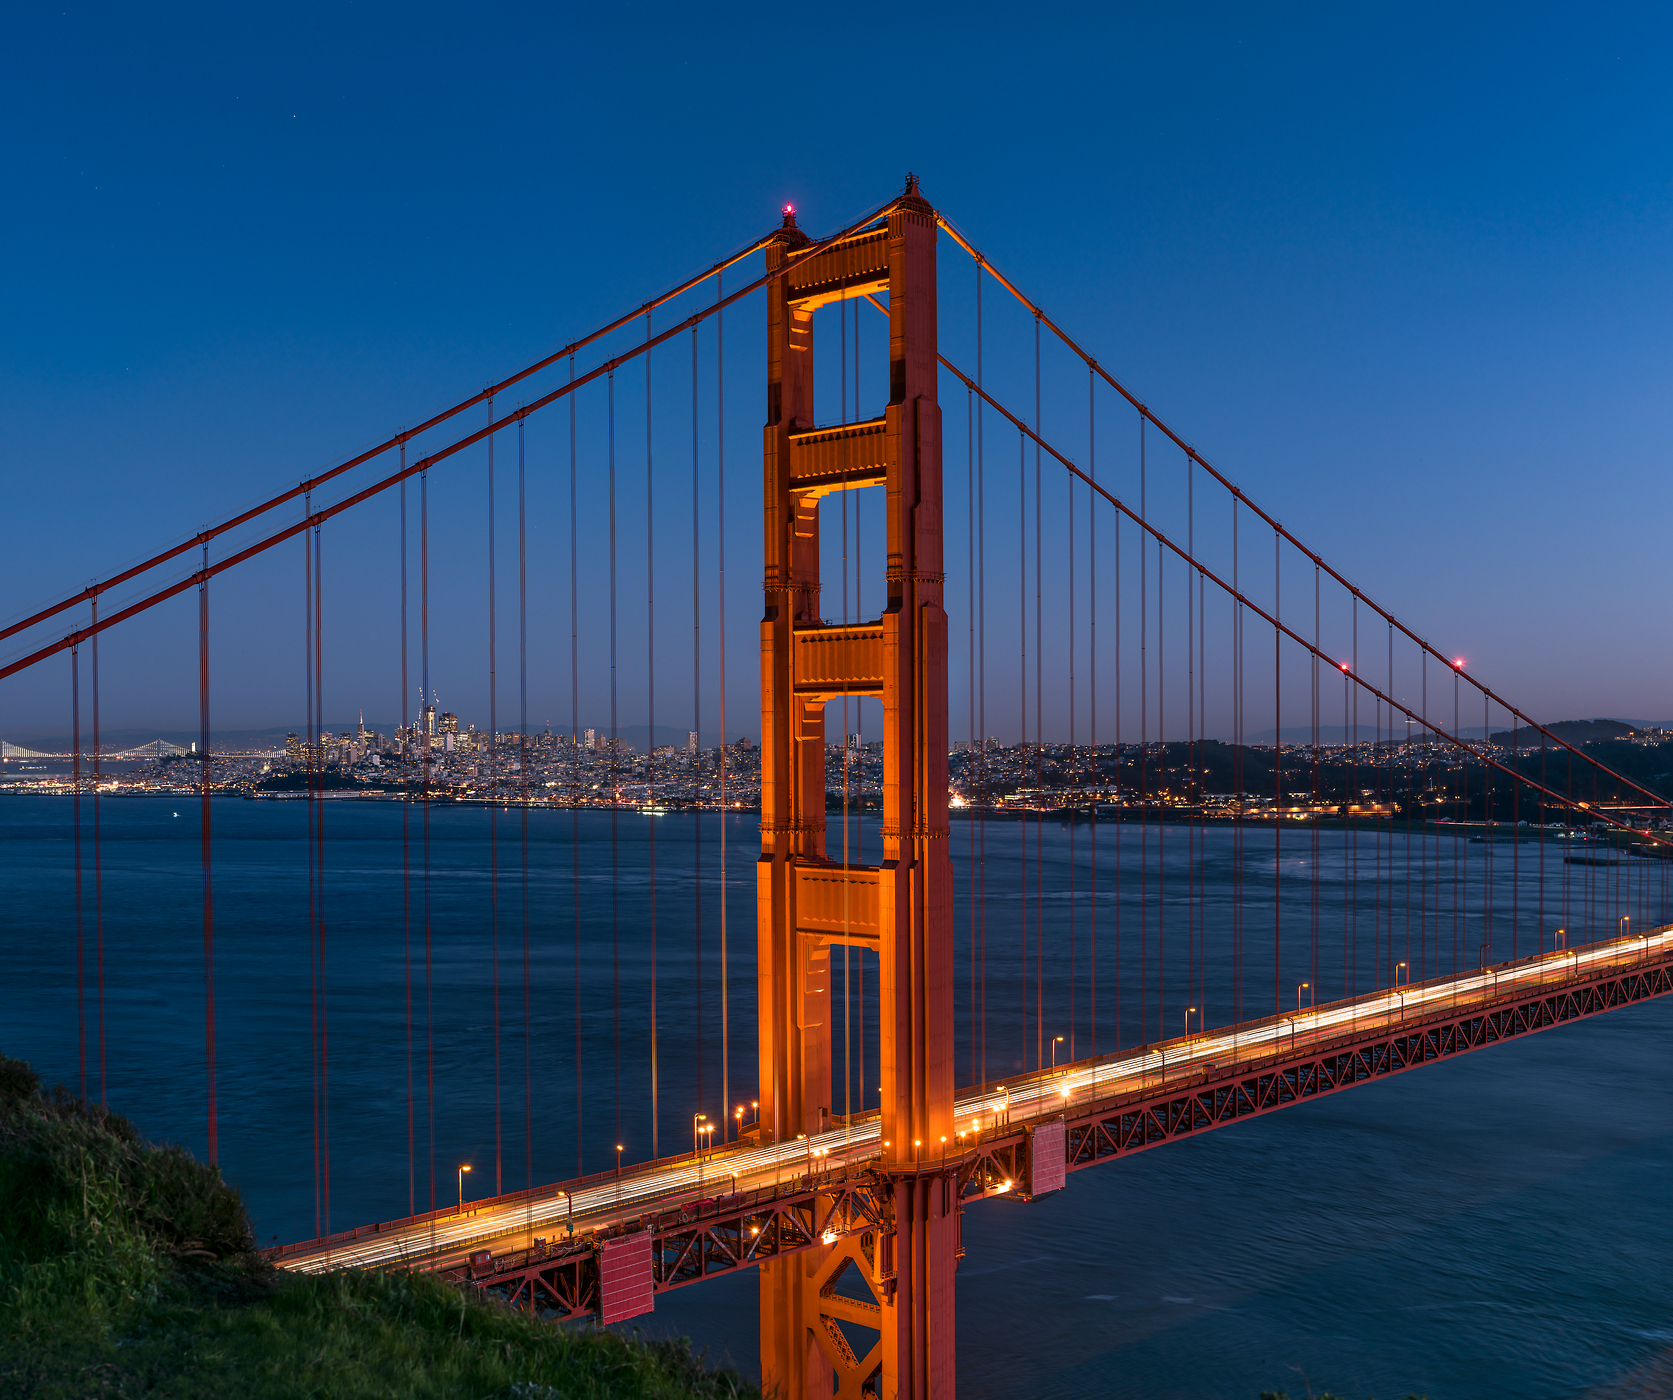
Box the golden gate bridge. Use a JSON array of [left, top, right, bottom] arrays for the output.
[[6, 177, 1670, 1400]]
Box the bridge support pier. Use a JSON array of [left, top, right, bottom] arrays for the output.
[[759, 184, 955, 1400]]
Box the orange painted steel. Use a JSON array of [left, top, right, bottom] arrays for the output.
[[757, 182, 957, 1400]]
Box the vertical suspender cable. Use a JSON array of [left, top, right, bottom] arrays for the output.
[[1018, 427, 1028, 1064], [1067, 384, 1077, 1059], [1484, 690, 1494, 964], [1157, 462, 1165, 1036], [569, 353, 583, 1175], [976, 271, 987, 1085], [717, 272, 730, 1132], [1087, 365, 1096, 1060], [306, 517, 318, 1232], [400, 458, 412, 1214], [489, 396, 502, 1196], [1113, 495, 1122, 1048], [1539, 732, 1552, 950], [1274, 527, 1281, 1015], [198, 543, 216, 1163], [1408, 633, 1417, 973], [422, 469, 434, 1208], [646, 312, 659, 1158], [1510, 707, 1519, 959], [1445, 655, 1458, 970], [977, 270, 983, 1083], [1351, 599, 1358, 995], [92, 597, 105, 1105], [1232, 496, 1242, 1022], [519, 417, 532, 1188], [608, 369, 621, 1152], [1313, 566, 1321, 996], [1186, 460, 1195, 1025], [691, 323, 704, 1128], [1140, 417, 1149, 1040], [73, 643, 85, 1103], [1198, 491, 1207, 1019], [1388, 623, 1396, 984], [314, 522, 327, 1230], [1033, 318, 1043, 1068], [967, 375, 975, 1084]]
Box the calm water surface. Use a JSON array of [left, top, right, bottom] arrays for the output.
[[4, 796, 1670, 1399]]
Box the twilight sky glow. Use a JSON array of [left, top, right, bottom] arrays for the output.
[[3, 3, 1671, 740]]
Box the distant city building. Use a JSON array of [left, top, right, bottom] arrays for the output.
[[687, 731, 698, 752], [585, 728, 597, 749], [285, 733, 301, 763]]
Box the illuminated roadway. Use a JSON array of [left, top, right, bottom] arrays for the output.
[[276, 923, 1673, 1276]]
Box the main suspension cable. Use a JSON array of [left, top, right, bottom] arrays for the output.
[[934, 213, 1658, 805]]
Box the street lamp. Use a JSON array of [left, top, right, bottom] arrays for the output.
[[1395, 961, 1408, 988], [1297, 982, 1311, 1011], [1051, 1035, 1065, 1069], [1184, 1005, 1199, 1037], [556, 1188, 573, 1238], [616, 1145, 623, 1204], [698, 1122, 714, 1185], [735, 1105, 745, 1141], [457, 1163, 472, 1215], [692, 1113, 706, 1157]]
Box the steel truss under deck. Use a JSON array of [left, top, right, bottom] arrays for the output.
[[433, 943, 1673, 1324]]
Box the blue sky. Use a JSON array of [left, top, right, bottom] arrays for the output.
[[3, 3, 1670, 739]]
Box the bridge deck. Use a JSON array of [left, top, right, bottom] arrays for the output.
[[269, 925, 1673, 1314]]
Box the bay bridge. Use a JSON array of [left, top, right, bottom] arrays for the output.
[[7, 177, 1670, 1400]]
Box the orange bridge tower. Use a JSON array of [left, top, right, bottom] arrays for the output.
[[757, 181, 956, 1400]]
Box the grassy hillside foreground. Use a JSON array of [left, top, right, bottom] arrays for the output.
[[0, 1055, 752, 1399]]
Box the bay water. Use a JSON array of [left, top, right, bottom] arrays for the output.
[[4, 795, 1671, 1398]]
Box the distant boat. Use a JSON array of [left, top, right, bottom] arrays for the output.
[[638, 805, 668, 816]]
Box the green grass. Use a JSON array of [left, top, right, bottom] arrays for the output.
[[0, 1054, 753, 1399]]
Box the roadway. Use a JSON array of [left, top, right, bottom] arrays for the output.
[[276, 922, 1673, 1275]]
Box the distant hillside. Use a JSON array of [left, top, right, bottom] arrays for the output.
[[1489, 718, 1641, 747]]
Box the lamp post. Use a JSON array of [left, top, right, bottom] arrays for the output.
[[1051, 1035, 1065, 1070], [615, 1144, 623, 1204], [1184, 1005, 1200, 1037], [734, 1105, 745, 1142], [692, 1113, 706, 1157], [457, 1164, 471, 1215], [557, 1188, 572, 1238]]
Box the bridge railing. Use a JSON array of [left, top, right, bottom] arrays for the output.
[[954, 923, 1673, 1120]]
